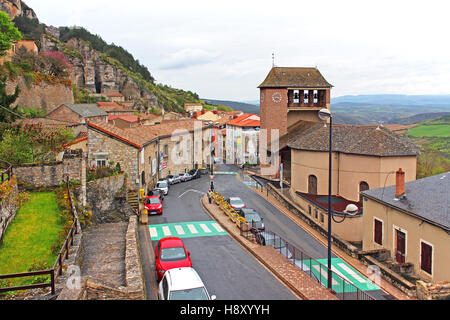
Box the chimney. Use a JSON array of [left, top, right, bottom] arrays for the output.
[[395, 168, 405, 199]]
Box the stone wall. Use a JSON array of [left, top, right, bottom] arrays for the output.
[[0, 178, 18, 243], [416, 281, 450, 300], [73, 173, 134, 224], [6, 77, 74, 114], [13, 149, 82, 188]]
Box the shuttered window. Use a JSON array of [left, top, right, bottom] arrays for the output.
[[421, 242, 432, 275], [374, 219, 382, 245]]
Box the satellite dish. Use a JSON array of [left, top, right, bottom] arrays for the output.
[[318, 108, 331, 121], [344, 204, 359, 216]]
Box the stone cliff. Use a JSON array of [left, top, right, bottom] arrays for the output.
[[0, 0, 37, 20]]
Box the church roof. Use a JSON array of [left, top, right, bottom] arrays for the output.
[[258, 67, 332, 89]]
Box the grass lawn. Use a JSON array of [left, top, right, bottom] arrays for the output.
[[408, 124, 450, 138], [0, 192, 63, 287]]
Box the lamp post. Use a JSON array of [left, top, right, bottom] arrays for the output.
[[318, 108, 333, 290]]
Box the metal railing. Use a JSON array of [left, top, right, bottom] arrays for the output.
[[0, 177, 79, 296], [0, 160, 13, 183], [240, 224, 375, 300]]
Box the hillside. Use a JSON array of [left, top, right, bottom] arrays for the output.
[[1, 0, 206, 114], [202, 98, 260, 114]]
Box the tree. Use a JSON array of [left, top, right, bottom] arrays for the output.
[[0, 75, 20, 123], [0, 11, 22, 57], [0, 123, 75, 164]]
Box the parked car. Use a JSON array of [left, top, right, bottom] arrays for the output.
[[145, 195, 163, 215], [155, 237, 193, 281], [188, 169, 200, 179], [225, 197, 246, 210], [155, 180, 169, 196], [158, 267, 216, 300], [168, 174, 182, 185], [180, 172, 193, 182], [237, 208, 265, 231], [148, 189, 164, 202]]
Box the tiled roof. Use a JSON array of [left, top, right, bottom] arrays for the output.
[[227, 113, 260, 127], [109, 115, 140, 123], [96, 102, 134, 113], [63, 104, 108, 118], [88, 121, 147, 148], [287, 122, 420, 157], [16, 117, 81, 128], [103, 91, 124, 97], [362, 172, 450, 230], [258, 67, 332, 88]]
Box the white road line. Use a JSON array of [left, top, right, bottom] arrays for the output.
[[162, 226, 171, 236], [313, 265, 339, 286], [149, 227, 158, 238], [187, 224, 198, 234], [337, 263, 367, 283], [212, 223, 225, 233], [174, 225, 185, 235], [331, 266, 354, 285], [199, 224, 211, 233], [178, 189, 206, 198]]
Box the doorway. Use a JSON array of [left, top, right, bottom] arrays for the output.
[[395, 229, 406, 263]]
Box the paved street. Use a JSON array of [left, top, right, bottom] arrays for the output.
[[143, 163, 394, 300], [144, 166, 298, 300]]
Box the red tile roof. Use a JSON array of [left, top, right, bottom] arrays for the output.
[[226, 113, 260, 127], [109, 115, 140, 123]]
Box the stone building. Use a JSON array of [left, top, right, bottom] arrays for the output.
[[0, 40, 38, 65], [184, 103, 203, 113], [361, 171, 450, 283], [225, 113, 260, 165], [87, 119, 211, 193], [48, 104, 109, 124]]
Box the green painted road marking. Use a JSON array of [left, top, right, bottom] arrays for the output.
[[149, 221, 228, 241], [214, 171, 237, 175], [301, 258, 380, 293]]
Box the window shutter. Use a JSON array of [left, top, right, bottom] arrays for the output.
[[421, 242, 432, 274]]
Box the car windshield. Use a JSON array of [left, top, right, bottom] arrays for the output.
[[169, 287, 209, 300], [230, 199, 244, 206], [146, 197, 160, 205], [157, 182, 167, 188], [245, 213, 261, 222], [160, 247, 187, 261]]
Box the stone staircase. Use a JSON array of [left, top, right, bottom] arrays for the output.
[[126, 190, 139, 212]]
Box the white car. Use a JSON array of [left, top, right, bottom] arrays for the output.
[[155, 180, 169, 196], [158, 267, 216, 300]]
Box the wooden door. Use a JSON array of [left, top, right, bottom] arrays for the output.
[[308, 175, 318, 195], [395, 230, 406, 263]]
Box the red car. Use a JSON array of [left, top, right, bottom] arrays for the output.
[[154, 237, 192, 281], [145, 195, 163, 215]]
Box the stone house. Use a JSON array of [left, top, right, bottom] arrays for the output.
[[48, 104, 108, 124], [285, 122, 420, 243], [184, 103, 203, 113], [361, 171, 450, 283], [108, 115, 141, 129], [0, 40, 38, 65], [96, 102, 135, 116], [87, 119, 211, 193], [103, 91, 125, 103]]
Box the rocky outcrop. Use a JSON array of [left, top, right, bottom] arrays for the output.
[[0, 0, 37, 20], [6, 76, 74, 113]]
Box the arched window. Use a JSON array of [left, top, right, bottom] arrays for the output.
[[308, 175, 318, 195], [359, 181, 369, 202]]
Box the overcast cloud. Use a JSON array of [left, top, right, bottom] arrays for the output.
[[24, 0, 450, 101]]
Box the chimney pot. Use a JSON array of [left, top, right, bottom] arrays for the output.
[[395, 168, 405, 199]]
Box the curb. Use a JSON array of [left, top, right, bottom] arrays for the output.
[[200, 195, 309, 300]]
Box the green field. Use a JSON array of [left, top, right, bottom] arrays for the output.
[[408, 124, 450, 138], [0, 192, 63, 289]]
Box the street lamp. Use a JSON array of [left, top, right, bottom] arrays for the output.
[[318, 109, 359, 290]]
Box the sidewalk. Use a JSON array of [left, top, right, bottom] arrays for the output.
[[201, 196, 338, 300], [249, 183, 415, 300]]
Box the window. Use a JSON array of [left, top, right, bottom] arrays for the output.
[[94, 153, 108, 167], [304, 90, 309, 104], [374, 218, 383, 245], [164, 145, 169, 159], [314, 209, 318, 219], [320, 213, 324, 223], [308, 205, 312, 215], [420, 241, 433, 275], [308, 175, 318, 195], [359, 181, 370, 202]]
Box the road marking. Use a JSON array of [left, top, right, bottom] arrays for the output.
[[178, 189, 206, 198], [331, 265, 353, 285], [199, 224, 211, 233], [338, 263, 367, 283], [149, 227, 158, 238], [313, 265, 339, 286], [174, 225, 185, 235], [212, 223, 225, 233], [162, 226, 171, 236], [187, 224, 198, 234]]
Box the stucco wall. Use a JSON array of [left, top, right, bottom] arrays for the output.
[[362, 198, 450, 283]]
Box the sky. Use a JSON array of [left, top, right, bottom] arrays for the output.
[[23, 0, 450, 101]]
